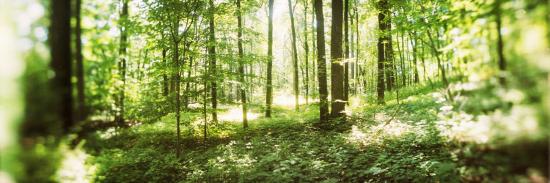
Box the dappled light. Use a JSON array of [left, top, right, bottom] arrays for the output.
[[5, 0, 549, 181], [97, 127, 116, 140], [437, 105, 541, 145], [55, 145, 96, 182], [273, 93, 316, 108], [219, 107, 260, 122], [347, 120, 422, 146]]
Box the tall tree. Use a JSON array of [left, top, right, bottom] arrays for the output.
[[208, 0, 218, 122], [314, 0, 329, 121], [427, 28, 448, 86], [162, 32, 169, 96], [330, 0, 345, 117], [172, 25, 182, 158], [116, 0, 129, 127], [75, 0, 86, 122], [343, 0, 350, 103], [51, 0, 73, 132], [376, 0, 387, 104], [409, 31, 420, 83], [288, 0, 300, 111], [354, 0, 359, 94], [303, 0, 310, 105], [311, 1, 317, 94], [237, 0, 248, 128], [266, 0, 274, 117], [494, 0, 506, 86], [384, 10, 394, 91]]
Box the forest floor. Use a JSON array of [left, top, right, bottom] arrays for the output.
[[76, 81, 548, 183]]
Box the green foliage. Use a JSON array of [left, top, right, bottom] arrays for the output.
[[10, 0, 550, 181], [84, 104, 464, 182]]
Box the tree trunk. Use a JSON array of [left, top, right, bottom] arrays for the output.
[[495, 0, 506, 86], [397, 30, 406, 88], [409, 31, 420, 83], [237, 0, 248, 128], [311, 1, 317, 96], [314, 0, 329, 121], [51, 0, 73, 132], [376, 0, 387, 105], [208, 0, 218, 123], [303, 0, 309, 105], [354, 1, 359, 94], [203, 59, 208, 146], [116, 0, 128, 128], [288, 0, 300, 111], [162, 48, 169, 96], [384, 11, 394, 91], [427, 28, 448, 86], [343, 0, 350, 104], [184, 55, 193, 109], [330, 0, 345, 118], [174, 39, 181, 158], [266, 0, 274, 117], [75, 0, 86, 122]]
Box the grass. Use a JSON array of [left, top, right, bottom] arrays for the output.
[[79, 80, 548, 183]]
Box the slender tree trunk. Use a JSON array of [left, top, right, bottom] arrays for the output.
[[427, 28, 448, 86], [51, 0, 73, 132], [330, 0, 345, 117], [303, 0, 309, 105], [174, 39, 181, 157], [354, 1, 359, 94], [203, 59, 208, 146], [398, 30, 406, 88], [288, 0, 300, 111], [495, 0, 506, 86], [208, 0, 218, 123], [237, 0, 248, 128], [116, 0, 128, 128], [409, 31, 420, 83], [384, 11, 394, 91], [343, 0, 350, 103], [314, 0, 329, 121], [266, 0, 274, 117], [184, 55, 193, 109], [311, 1, 317, 97], [419, 37, 429, 84], [75, 0, 86, 122], [376, 0, 387, 105], [139, 50, 147, 81], [162, 47, 169, 96]]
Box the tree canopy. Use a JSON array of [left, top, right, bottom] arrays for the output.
[[1, 0, 549, 182]]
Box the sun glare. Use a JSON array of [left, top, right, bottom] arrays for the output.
[[219, 107, 260, 122]]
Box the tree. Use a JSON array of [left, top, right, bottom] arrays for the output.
[[384, 7, 395, 91], [116, 0, 129, 128], [343, 0, 350, 103], [266, 0, 274, 117], [208, 0, 218, 123], [330, 0, 345, 117], [237, 0, 248, 128], [314, 0, 329, 121], [303, 0, 310, 105], [51, 0, 73, 132], [409, 31, 420, 83], [426, 28, 448, 86], [75, 0, 86, 122], [288, 0, 300, 111], [354, 0, 359, 94], [376, 0, 387, 104], [494, 0, 506, 86]]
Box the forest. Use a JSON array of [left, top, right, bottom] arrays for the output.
[[1, 0, 549, 182]]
